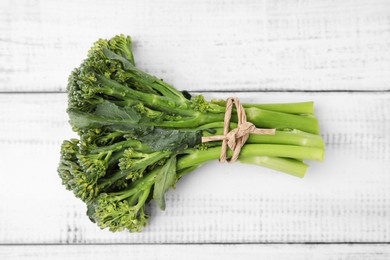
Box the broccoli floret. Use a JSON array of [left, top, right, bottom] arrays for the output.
[[108, 34, 135, 64], [58, 139, 79, 190], [88, 177, 153, 232], [190, 95, 210, 112], [119, 148, 171, 181], [58, 140, 100, 202], [79, 128, 125, 150], [191, 95, 225, 113], [78, 152, 110, 180], [58, 134, 173, 203]]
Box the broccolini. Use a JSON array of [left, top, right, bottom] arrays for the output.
[[58, 35, 324, 232]]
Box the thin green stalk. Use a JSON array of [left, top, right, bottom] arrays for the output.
[[239, 156, 308, 178], [132, 188, 151, 211], [243, 102, 314, 115], [89, 139, 148, 154], [176, 156, 308, 178], [98, 170, 123, 189], [97, 75, 193, 116], [247, 129, 323, 148], [107, 150, 126, 169], [243, 107, 320, 134], [117, 57, 188, 103], [150, 79, 189, 104], [68, 109, 203, 129]]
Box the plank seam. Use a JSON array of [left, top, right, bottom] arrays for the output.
[[1, 242, 390, 246]]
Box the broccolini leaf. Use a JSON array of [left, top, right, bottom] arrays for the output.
[[135, 128, 202, 152], [102, 47, 136, 71], [153, 156, 177, 210], [94, 101, 141, 122], [68, 104, 142, 131], [103, 47, 158, 85]]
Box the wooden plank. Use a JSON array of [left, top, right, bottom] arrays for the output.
[[0, 0, 389, 92], [1, 244, 390, 260], [0, 92, 389, 244]]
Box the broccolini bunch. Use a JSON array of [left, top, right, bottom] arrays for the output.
[[58, 35, 324, 232]]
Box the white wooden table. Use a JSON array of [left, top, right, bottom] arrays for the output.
[[1, 0, 390, 259]]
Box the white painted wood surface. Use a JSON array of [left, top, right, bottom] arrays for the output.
[[0, 92, 389, 245], [1, 0, 389, 258], [0, 0, 389, 92], [1, 245, 390, 260]]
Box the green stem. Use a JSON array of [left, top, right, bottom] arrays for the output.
[[90, 139, 149, 154], [243, 102, 314, 115], [111, 184, 140, 201], [107, 150, 125, 169], [247, 130, 323, 148], [243, 107, 320, 134], [202, 129, 324, 148], [98, 170, 123, 189], [122, 150, 172, 174], [132, 187, 151, 211], [117, 56, 188, 103], [68, 109, 203, 129], [193, 122, 226, 130], [97, 75, 193, 116], [103, 170, 155, 202], [177, 144, 323, 170], [150, 79, 189, 104], [176, 156, 308, 178], [239, 156, 308, 178]]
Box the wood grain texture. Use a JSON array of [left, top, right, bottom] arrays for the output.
[[0, 92, 389, 244], [0, 0, 389, 92], [1, 244, 390, 260]]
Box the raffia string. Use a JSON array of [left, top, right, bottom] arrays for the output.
[[201, 97, 276, 163]]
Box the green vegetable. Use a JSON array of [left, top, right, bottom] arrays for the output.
[[58, 34, 324, 233], [153, 156, 177, 210]]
